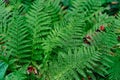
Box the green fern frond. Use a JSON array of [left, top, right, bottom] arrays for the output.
[[26, 0, 53, 63], [48, 46, 111, 80], [106, 47, 120, 80], [7, 12, 31, 65], [108, 57, 120, 80], [70, 0, 104, 20], [0, 0, 11, 46], [26, 0, 66, 64]]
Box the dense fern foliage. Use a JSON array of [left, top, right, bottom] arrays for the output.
[[0, 0, 120, 80]]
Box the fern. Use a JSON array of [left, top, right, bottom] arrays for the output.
[[48, 46, 111, 80], [108, 55, 120, 80], [106, 12, 120, 80], [26, 0, 52, 64], [0, 0, 120, 79], [0, 0, 11, 46], [7, 11, 31, 67]]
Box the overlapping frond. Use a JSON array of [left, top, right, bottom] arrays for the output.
[[26, 0, 66, 64], [0, 0, 120, 80], [48, 46, 111, 80], [26, 0, 52, 63]]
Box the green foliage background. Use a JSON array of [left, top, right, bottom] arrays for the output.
[[0, 0, 120, 80]]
